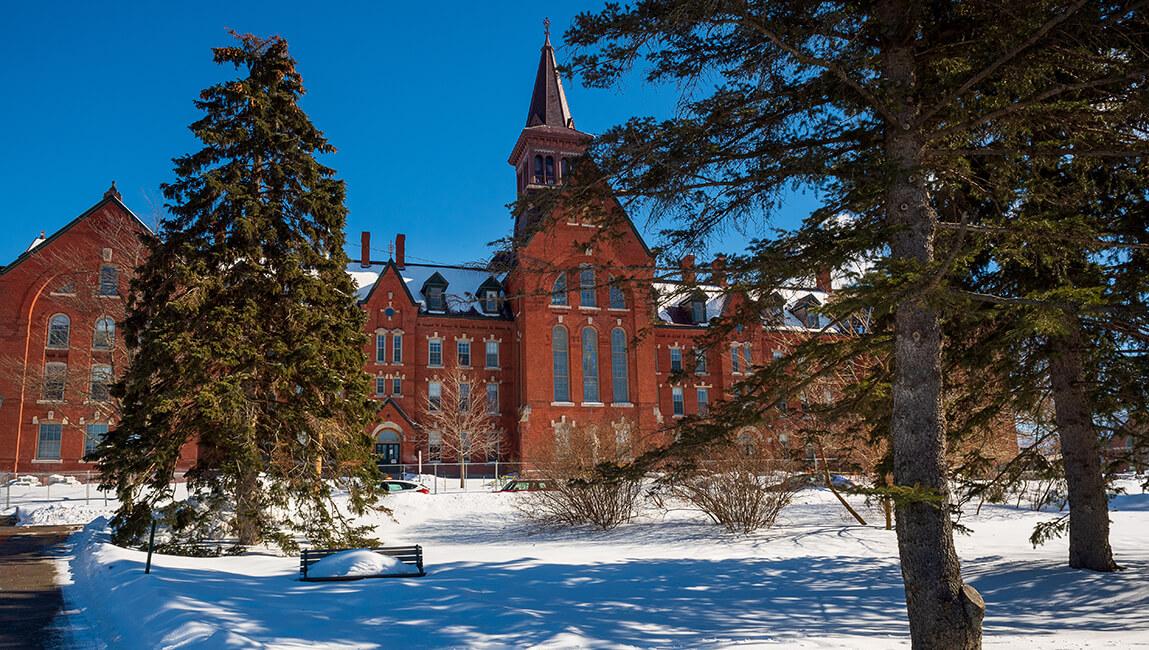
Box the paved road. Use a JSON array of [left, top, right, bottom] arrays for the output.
[[0, 518, 80, 649]]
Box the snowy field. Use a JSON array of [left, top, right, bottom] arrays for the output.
[[21, 479, 1149, 648]]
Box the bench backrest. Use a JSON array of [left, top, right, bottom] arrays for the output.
[[300, 545, 424, 579]]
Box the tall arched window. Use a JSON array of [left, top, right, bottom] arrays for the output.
[[93, 317, 115, 350], [582, 327, 600, 402], [533, 155, 545, 184], [579, 265, 596, 307], [551, 273, 568, 306], [47, 314, 70, 349], [552, 326, 570, 402], [611, 328, 629, 403], [545, 156, 556, 184], [561, 157, 571, 180]]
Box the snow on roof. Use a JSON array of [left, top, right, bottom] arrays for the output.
[[25, 232, 46, 252], [347, 262, 507, 317], [653, 281, 835, 332]]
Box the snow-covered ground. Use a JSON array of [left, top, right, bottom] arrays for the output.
[[38, 480, 1149, 648]]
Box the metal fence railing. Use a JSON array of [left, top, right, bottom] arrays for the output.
[[1, 471, 189, 512]]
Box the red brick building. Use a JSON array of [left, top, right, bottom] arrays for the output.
[[348, 34, 841, 466], [0, 185, 200, 473], [0, 35, 869, 473]]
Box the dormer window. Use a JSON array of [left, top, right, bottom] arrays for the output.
[[806, 311, 820, 329], [427, 286, 445, 311], [422, 272, 449, 312], [691, 299, 706, 324], [477, 276, 503, 314]]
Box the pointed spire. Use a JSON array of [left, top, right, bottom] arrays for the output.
[[525, 18, 574, 129]]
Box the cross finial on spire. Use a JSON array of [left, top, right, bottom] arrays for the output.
[[544, 17, 551, 41], [387, 241, 394, 259]]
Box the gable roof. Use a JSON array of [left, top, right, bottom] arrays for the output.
[[348, 261, 509, 318], [0, 191, 152, 276]]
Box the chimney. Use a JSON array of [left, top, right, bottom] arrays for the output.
[[395, 233, 406, 268], [710, 254, 727, 287], [681, 254, 696, 285], [815, 268, 833, 293], [360, 231, 370, 268]]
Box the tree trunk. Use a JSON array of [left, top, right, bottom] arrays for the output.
[[879, 2, 983, 646], [235, 468, 262, 546], [1047, 319, 1119, 571], [884, 472, 894, 531]]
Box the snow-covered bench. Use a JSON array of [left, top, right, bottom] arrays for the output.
[[299, 546, 425, 581]]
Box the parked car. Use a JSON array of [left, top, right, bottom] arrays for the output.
[[380, 480, 430, 494], [499, 479, 552, 492]]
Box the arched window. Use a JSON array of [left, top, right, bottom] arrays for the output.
[[545, 156, 556, 184], [579, 265, 596, 307], [552, 326, 570, 402], [611, 328, 629, 403], [533, 155, 545, 184], [47, 314, 70, 349], [561, 157, 571, 180], [609, 277, 626, 309], [582, 327, 600, 402], [93, 317, 115, 350], [551, 273, 568, 306]]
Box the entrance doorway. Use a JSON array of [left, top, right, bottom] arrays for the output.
[[374, 428, 402, 472]]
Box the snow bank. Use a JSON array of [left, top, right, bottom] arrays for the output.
[[18, 503, 112, 527], [306, 549, 407, 579]]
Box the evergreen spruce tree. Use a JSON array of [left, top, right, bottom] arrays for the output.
[[562, 3, 1148, 647], [96, 33, 379, 550]]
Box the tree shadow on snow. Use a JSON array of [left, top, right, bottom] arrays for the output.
[[66, 526, 1149, 648]]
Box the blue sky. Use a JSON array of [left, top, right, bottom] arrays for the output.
[[0, 1, 815, 267]]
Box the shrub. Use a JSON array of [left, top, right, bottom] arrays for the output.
[[670, 447, 801, 534]]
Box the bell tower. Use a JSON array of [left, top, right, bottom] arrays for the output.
[[508, 19, 592, 209]]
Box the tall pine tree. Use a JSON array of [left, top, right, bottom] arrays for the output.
[[563, 2, 1148, 647], [97, 33, 379, 550]]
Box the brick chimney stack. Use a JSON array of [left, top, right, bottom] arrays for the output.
[[711, 254, 727, 287], [681, 254, 696, 285], [815, 268, 833, 293], [395, 234, 406, 269], [360, 231, 371, 268]]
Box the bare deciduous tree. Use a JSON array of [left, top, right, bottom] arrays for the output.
[[415, 368, 507, 487]]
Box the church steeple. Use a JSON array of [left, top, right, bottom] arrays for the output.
[[525, 19, 574, 129], [509, 19, 592, 199]]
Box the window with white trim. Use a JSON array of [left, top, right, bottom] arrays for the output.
[[553, 326, 570, 402], [36, 423, 63, 460], [392, 333, 403, 363], [697, 388, 710, 416], [47, 314, 70, 349], [610, 328, 629, 403], [552, 274, 568, 306], [98, 265, 119, 296], [582, 327, 600, 402], [428, 339, 443, 367], [485, 340, 499, 368], [375, 377, 386, 396], [457, 340, 471, 367], [85, 423, 108, 457], [43, 362, 66, 401], [93, 317, 115, 350], [391, 377, 402, 396], [579, 266, 596, 307], [672, 386, 685, 416], [670, 348, 683, 373], [375, 333, 386, 363], [486, 382, 499, 415], [89, 364, 113, 402], [428, 381, 442, 411]]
